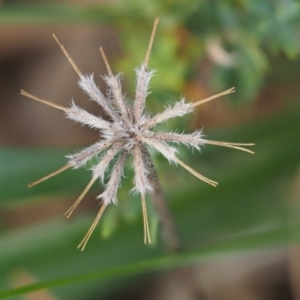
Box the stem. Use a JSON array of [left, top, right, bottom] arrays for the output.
[[142, 148, 208, 300], [142, 147, 182, 252]]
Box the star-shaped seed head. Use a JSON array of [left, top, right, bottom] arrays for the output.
[[21, 18, 254, 251]]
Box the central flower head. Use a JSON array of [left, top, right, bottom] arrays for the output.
[[21, 18, 254, 251]]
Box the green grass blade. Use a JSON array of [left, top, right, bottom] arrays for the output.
[[0, 225, 293, 299]]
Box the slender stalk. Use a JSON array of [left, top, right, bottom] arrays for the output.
[[143, 147, 212, 299], [203, 139, 255, 154], [192, 87, 235, 107], [28, 163, 73, 187], [142, 147, 181, 252], [99, 47, 113, 76], [144, 17, 159, 69], [175, 157, 218, 187], [20, 90, 67, 112], [52, 34, 82, 77], [65, 176, 98, 218], [77, 204, 107, 251], [141, 194, 151, 244]]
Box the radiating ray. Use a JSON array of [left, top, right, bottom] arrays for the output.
[[52, 34, 82, 77], [99, 47, 130, 125], [192, 87, 235, 107], [20, 90, 67, 111], [65, 176, 98, 218], [28, 163, 73, 188], [141, 194, 151, 244], [144, 17, 159, 68], [203, 140, 255, 154], [175, 157, 218, 187], [77, 204, 107, 251], [99, 47, 113, 76]]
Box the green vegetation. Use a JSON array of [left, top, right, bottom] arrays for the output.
[[0, 1, 300, 298]]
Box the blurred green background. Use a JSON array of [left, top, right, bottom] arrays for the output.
[[0, 1, 300, 299]]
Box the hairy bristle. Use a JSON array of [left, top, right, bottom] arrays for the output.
[[66, 101, 112, 130], [142, 138, 178, 163], [67, 140, 114, 169], [78, 74, 120, 122], [98, 150, 128, 205], [103, 74, 130, 125], [152, 131, 204, 150], [133, 66, 156, 122], [132, 146, 153, 195], [142, 98, 193, 129], [92, 142, 123, 181]]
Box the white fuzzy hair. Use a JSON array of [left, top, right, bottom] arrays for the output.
[[23, 22, 252, 250]]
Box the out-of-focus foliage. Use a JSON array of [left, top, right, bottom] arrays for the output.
[[117, 0, 300, 102], [0, 1, 300, 298], [1, 0, 300, 101]]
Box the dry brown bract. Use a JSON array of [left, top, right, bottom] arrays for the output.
[[21, 18, 254, 251]]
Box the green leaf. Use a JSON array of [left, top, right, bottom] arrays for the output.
[[0, 227, 292, 299]]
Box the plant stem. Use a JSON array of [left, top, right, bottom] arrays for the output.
[[142, 148, 208, 299], [142, 147, 182, 252]]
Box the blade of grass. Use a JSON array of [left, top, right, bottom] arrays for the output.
[[0, 224, 295, 299]]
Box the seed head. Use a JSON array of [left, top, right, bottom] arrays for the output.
[[21, 18, 254, 251]]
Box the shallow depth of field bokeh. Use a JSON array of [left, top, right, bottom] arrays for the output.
[[1, 1, 300, 299]]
